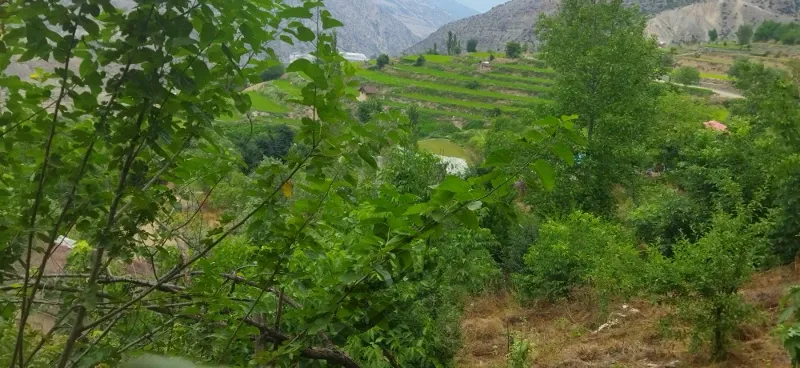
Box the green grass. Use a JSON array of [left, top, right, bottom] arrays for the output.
[[247, 92, 288, 113], [398, 92, 519, 112], [418, 139, 472, 161], [356, 69, 546, 103], [402, 54, 454, 64], [470, 52, 505, 59], [483, 72, 555, 86], [710, 107, 730, 121], [392, 65, 551, 93], [699, 72, 732, 81], [384, 100, 486, 121], [495, 64, 556, 74]]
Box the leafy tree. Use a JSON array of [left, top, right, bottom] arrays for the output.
[[406, 105, 421, 139], [671, 66, 701, 85], [535, 0, 663, 215], [465, 80, 481, 89], [489, 52, 496, 61], [415, 54, 426, 66], [376, 53, 390, 69], [737, 24, 754, 47], [259, 64, 286, 81], [708, 28, 719, 42], [446, 31, 460, 55], [466, 38, 478, 52], [505, 42, 522, 58]]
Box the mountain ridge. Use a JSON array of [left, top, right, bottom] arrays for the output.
[[405, 0, 799, 55]]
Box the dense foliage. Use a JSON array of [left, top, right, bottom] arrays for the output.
[[3, 0, 800, 366]]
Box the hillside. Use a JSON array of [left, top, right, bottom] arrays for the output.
[[406, 0, 797, 53], [378, 0, 479, 38], [646, 0, 798, 44]]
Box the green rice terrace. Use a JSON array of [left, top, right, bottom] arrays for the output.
[[217, 50, 732, 164]]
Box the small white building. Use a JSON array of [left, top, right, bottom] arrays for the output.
[[340, 52, 369, 62]]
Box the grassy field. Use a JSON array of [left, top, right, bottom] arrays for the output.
[[398, 92, 520, 112], [384, 100, 486, 121], [248, 92, 288, 113], [700, 72, 731, 81], [392, 65, 551, 93], [418, 139, 472, 161], [356, 69, 547, 103], [495, 63, 556, 74]]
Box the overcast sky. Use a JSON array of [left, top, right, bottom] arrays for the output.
[[457, 0, 509, 12]]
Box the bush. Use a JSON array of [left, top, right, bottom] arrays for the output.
[[489, 52, 496, 61], [376, 53, 390, 69], [506, 42, 522, 58], [414, 54, 426, 67], [465, 80, 481, 89], [259, 64, 285, 81], [220, 123, 295, 173], [627, 185, 706, 255], [671, 66, 701, 85], [357, 99, 383, 123], [515, 212, 643, 303]]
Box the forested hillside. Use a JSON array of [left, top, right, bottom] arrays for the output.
[[2, 0, 800, 368]]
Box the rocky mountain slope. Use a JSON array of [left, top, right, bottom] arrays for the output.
[[275, 0, 478, 57], [378, 0, 479, 38], [647, 0, 798, 44], [405, 0, 560, 54], [406, 0, 798, 54]]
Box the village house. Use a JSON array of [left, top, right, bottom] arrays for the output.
[[478, 61, 492, 72], [358, 85, 378, 101]]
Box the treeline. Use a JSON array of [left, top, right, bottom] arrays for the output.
[[754, 20, 800, 45]]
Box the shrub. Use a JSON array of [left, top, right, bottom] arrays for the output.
[[515, 212, 643, 303], [508, 333, 534, 368], [627, 185, 706, 255], [414, 54, 426, 66], [465, 80, 481, 89], [259, 64, 285, 81], [671, 66, 701, 85], [489, 52, 496, 61]]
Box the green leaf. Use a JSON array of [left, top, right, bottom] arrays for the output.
[[456, 208, 479, 229], [531, 159, 555, 191], [467, 201, 482, 211], [358, 146, 378, 169], [200, 22, 218, 45], [321, 15, 344, 30], [295, 26, 315, 42], [536, 116, 560, 127], [79, 58, 94, 79], [551, 142, 574, 166], [483, 149, 511, 167], [375, 265, 393, 286], [435, 176, 471, 193], [286, 58, 327, 88], [524, 128, 545, 143], [404, 203, 430, 215], [278, 6, 313, 19]]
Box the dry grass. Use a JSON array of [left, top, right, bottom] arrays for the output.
[[456, 266, 800, 368]]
